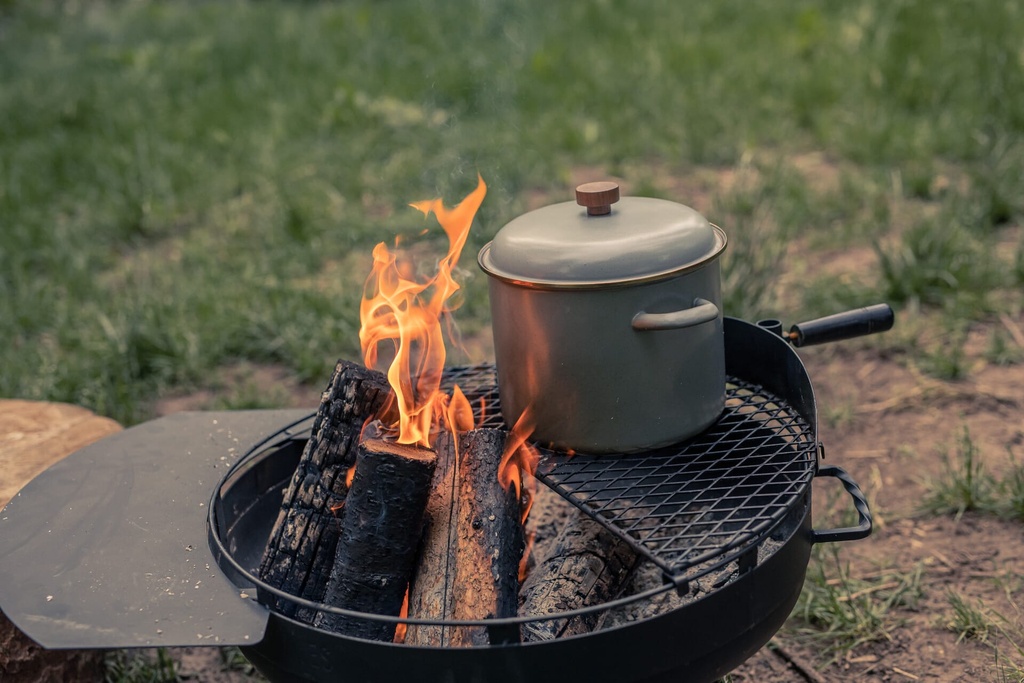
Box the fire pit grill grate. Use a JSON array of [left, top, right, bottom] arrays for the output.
[[440, 363, 817, 586]]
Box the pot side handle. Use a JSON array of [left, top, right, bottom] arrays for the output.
[[810, 465, 873, 544], [632, 298, 720, 331]]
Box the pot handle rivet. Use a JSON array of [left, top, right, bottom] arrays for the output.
[[576, 181, 620, 216]]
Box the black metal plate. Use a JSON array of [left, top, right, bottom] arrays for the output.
[[0, 410, 312, 649]]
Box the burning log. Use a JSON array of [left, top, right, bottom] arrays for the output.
[[406, 428, 525, 647], [449, 428, 524, 646], [258, 360, 392, 619], [404, 430, 458, 645], [518, 507, 639, 641], [313, 438, 436, 641]]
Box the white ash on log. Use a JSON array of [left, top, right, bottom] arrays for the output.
[[406, 428, 525, 647], [596, 537, 785, 631], [518, 507, 639, 641], [258, 360, 393, 620], [594, 561, 691, 629], [518, 483, 575, 581], [313, 438, 436, 641]]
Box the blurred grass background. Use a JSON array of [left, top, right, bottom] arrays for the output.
[[2, 0, 1023, 424]]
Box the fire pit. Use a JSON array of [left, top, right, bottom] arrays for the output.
[[0, 316, 882, 683]]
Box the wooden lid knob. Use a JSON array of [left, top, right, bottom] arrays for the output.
[[575, 181, 620, 216]]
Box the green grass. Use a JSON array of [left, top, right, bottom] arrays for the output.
[[998, 450, 1024, 522], [944, 590, 1024, 682], [790, 545, 924, 658], [875, 217, 1008, 313], [946, 590, 995, 644], [103, 647, 266, 682], [920, 429, 1024, 523], [3, 0, 1024, 426], [219, 647, 264, 679], [920, 426, 997, 519], [104, 649, 179, 683], [987, 328, 1024, 366]]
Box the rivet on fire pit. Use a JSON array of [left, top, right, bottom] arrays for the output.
[[575, 181, 620, 216]]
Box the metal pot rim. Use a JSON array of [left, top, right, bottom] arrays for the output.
[[478, 224, 727, 290]]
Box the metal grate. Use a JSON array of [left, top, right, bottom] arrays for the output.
[[440, 364, 817, 585]]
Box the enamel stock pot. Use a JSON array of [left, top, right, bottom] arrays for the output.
[[478, 182, 728, 453]]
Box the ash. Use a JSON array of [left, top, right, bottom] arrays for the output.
[[595, 536, 783, 630]]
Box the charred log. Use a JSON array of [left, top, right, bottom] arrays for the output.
[[518, 507, 639, 641], [518, 483, 575, 583], [313, 438, 436, 641], [258, 360, 392, 619]]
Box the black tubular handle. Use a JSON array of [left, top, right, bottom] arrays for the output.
[[788, 304, 894, 347], [810, 465, 872, 544]]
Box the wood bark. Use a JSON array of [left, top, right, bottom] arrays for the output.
[[313, 438, 436, 641], [448, 429, 524, 646], [405, 428, 525, 647], [518, 507, 639, 641], [258, 360, 392, 620]]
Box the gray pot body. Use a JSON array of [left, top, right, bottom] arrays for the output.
[[486, 260, 725, 453]]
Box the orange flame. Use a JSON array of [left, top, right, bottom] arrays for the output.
[[443, 385, 476, 435], [359, 177, 487, 447], [394, 587, 410, 644], [498, 405, 541, 525]]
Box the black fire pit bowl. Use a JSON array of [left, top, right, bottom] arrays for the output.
[[212, 424, 819, 683]]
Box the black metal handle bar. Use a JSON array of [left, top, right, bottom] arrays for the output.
[[786, 303, 894, 347], [809, 465, 872, 543]]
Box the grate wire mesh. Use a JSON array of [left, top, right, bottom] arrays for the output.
[[440, 364, 817, 584]]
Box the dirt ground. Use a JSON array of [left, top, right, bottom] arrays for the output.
[[727, 335, 1024, 683]]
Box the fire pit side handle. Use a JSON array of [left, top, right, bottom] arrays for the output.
[[809, 465, 872, 544]]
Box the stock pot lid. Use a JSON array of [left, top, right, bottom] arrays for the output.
[[479, 181, 726, 286]]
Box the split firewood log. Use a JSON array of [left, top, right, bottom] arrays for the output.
[[258, 360, 393, 620], [406, 428, 525, 647], [404, 430, 458, 645], [313, 438, 436, 641], [448, 428, 525, 646]]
